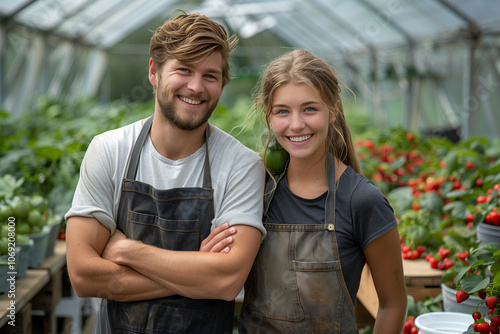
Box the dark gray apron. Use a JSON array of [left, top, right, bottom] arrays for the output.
[[239, 155, 357, 334], [95, 115, 234, 334]]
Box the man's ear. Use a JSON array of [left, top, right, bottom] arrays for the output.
[[149, 58, 157, 86]]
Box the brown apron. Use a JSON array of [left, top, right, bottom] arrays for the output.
[[239, 155, 357, 333]]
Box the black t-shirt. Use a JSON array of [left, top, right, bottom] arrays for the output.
[[266, 166, 397, 303]]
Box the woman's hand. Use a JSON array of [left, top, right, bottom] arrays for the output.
[[200, 223, 237, 253]]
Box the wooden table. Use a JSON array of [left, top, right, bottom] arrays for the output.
[[0, 240, 66, 334], [357, 259, 444, 318]]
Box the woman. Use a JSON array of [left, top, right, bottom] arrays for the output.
[[239, 49, 407, 333]]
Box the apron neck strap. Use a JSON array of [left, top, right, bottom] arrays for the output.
[[125, 115, 154, 180], [202, 123, 212, 189], [325, 153, 337, 225]]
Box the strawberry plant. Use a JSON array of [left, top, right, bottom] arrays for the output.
[[355, 126, 434, 194], [451, 243, 500, 334]]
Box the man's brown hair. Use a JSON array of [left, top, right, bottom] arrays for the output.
[[150, 10, 238, 87]]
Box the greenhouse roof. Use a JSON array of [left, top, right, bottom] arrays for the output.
[[1, 0, 500, 139], [1, 0, 499, 52]]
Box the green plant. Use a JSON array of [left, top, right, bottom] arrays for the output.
[[450, 243, 500, 333]]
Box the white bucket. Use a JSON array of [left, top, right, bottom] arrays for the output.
[[415, 312, 473, 334]]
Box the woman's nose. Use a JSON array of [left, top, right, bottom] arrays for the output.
[[289, 112, 304, 130]]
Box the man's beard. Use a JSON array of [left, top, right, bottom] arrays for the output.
[[157, 93, 217, 131]]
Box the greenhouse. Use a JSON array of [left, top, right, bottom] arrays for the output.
[[1, 0, 500, 333]]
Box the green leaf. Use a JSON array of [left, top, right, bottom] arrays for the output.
[[389, 156, 406, 170], [420, 192, 444, 212], [453, 225, 477, 239], [445, 190, 472, 199], [491, 261, 500, 275], [34, 146, 63, 162], [454, 260, 484, 286], [0, 175, 24, 200], [387, 187, 413, 215], [493, 271, 500, 285], [443, 151, 459, 175], [443, 201, 467, 219], [407, 295, 416, 317], [461, 275, 490, 293]]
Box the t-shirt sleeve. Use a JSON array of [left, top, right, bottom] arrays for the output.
[[64, 135, 118, 234], [351, 179, 397, 250], [213, 156, 266, 239]]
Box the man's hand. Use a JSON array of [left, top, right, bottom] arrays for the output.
[[200, 223, 236, 253], [102, 229, 130, 265]]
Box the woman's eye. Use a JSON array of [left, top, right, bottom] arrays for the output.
[[305, 107, 316, 112], [275, 109, 288, 114], [179, 68, 190, 73]]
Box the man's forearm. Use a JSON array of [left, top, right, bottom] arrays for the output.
[[109, 225, 262, 301], [68, 254, 176, 302], [66, 216, 176, 302]]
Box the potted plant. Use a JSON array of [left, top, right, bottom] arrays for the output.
[[469, 186, 500, 245], [452, 242, 500, 333]]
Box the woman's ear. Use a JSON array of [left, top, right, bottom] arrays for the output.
[[330, 100, 341, 124]]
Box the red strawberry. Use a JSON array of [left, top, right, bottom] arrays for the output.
[[416, 245, 425, 256], [438, 247, 451, 259], [477, 322, 490, 334], [437, 261, 446, 270], [410, 327, 419, 334], [477, 195, 488, 204], [478, 290, 487, 299], [456, 291, 470, 303], [403, 321, 412, 334], [473, 323, 478, 332], [487, 296, 498, 310], [490, 325, 499, 334], [492, 316, 500, 327], [429, 257, 438, 269], [466, 161, 476, 170], [472, 310, 482, 321]]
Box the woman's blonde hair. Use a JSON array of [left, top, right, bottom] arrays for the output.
[[149, 10, 238, 87], [256, 49, 360, 173]]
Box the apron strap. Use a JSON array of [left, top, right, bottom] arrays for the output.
[[125, 115, 154, 180], [202, 123, 212, 189], [324, 153, 337, 229], [202, 123, 214, 222]]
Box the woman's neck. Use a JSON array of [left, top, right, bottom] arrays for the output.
[[286, 156, 347, 199]]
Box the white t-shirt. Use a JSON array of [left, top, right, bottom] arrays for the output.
[[65, 119, 266, 238]]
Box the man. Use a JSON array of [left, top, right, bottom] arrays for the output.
[[65, 10, 265, 333]]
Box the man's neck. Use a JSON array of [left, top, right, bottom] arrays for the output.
[[148, 113, 207, 160]]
